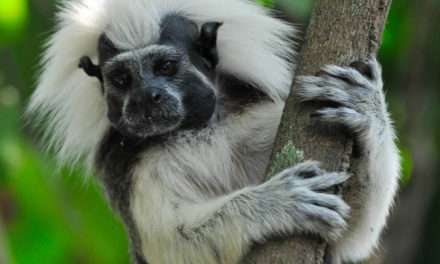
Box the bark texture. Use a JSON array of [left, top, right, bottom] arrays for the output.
[[244, 0, 392, 263]]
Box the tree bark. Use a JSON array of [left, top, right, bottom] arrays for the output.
[[244, 0, 392, 263]]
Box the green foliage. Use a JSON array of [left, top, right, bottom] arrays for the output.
[[0, 0, 28, 43], [379, 0, 412, 63], [399, 144, 413, 187], [277, 0, 313, 18], [257, 0, 274, 8], [0, 101, 130, 264]]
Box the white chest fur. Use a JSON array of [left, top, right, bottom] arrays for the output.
[[130, 103, 282, 263]]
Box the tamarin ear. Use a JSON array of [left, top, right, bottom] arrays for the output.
[[79, 56, 103, 82], [79, 34, 120, 84], [195, 22, 223, 69], [199, 22, 222, 49], [98, 34, 120, 64]]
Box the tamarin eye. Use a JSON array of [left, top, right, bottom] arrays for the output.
[[109, 69, 132, 89], [154, 60, 178, 77]]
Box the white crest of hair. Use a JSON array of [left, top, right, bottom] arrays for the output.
[[27, 0, 296, 168]]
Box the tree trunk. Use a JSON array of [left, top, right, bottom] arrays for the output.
[[244, 0, 392, 263]]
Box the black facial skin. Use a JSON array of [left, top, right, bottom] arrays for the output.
[[155, 15, 220, 131], [79, 15, 222, 140]]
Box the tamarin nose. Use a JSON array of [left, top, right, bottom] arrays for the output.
[[139, 85, 165, 104], [151, 92, 162, 103]]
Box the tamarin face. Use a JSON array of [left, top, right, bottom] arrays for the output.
[[80, 15, 222, 139]]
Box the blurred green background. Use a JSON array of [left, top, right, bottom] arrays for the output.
[[0, 0, 439, 263]]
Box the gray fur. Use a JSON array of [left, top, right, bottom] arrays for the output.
[[298, 59, 388, 140], [179, 161, 350, 241]]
